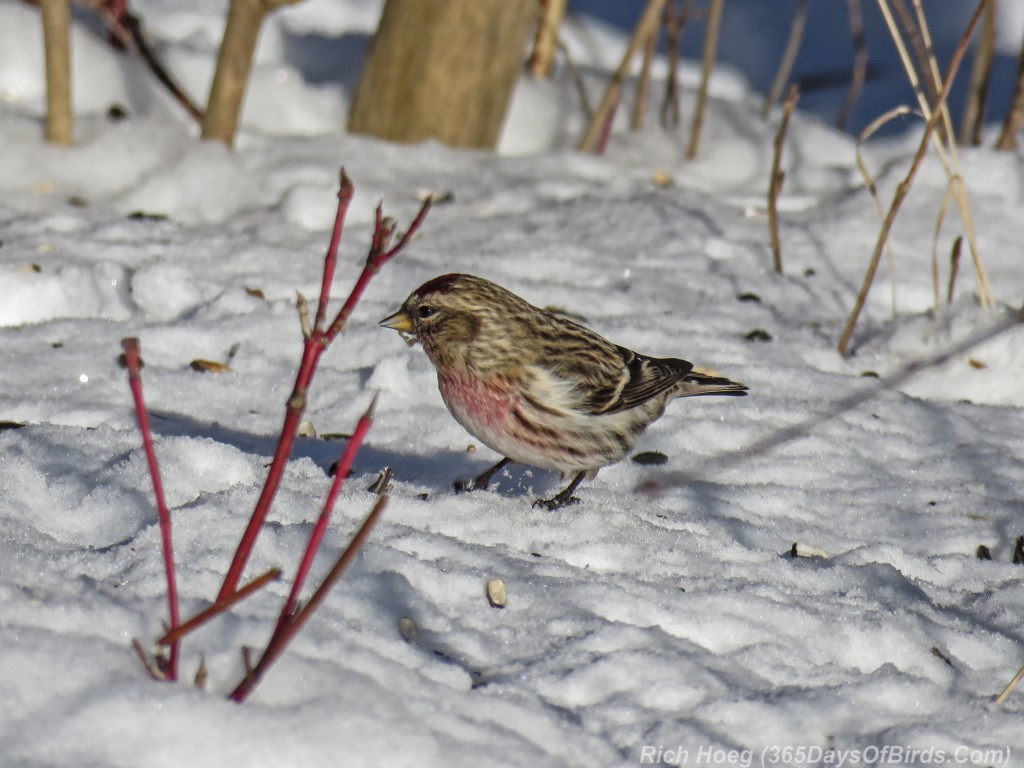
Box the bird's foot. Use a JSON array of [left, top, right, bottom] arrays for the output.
[[532, 494, 581, 511], [453, 457, 513, 494], [452, 477, 480, 493], [533, 470, 588, 510]]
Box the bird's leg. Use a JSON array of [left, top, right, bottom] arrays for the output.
[[533, 471, 587, 511], [454, 456, 514, 492]]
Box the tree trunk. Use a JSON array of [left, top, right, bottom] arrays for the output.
[[349, 0, 535, 149], [202, 0, 300, 147]]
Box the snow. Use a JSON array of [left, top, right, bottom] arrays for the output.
[[2, 2, 1023, 767]]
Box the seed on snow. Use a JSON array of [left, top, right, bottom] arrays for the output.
[[486, 579, 507, 608]]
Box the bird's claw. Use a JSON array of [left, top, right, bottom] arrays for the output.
[[452, 478, 477, 493], [532, 495, 581, 511]]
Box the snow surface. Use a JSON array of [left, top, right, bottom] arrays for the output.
[[1, 2, 1023, 767]]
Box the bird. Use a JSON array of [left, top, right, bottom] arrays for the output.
[[380, 274, 747, 510]]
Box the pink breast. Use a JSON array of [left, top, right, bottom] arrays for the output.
[[438, 373, 514, 428]]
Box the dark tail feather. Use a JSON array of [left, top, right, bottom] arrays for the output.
[[673, 371, 748, 398]]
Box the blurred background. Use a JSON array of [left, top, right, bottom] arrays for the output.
[[573, 0, 1022, 136]]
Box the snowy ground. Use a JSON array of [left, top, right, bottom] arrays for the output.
[[1, 2, 1023, 767]]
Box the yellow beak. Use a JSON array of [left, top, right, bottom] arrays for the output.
[[379, 309, 414, 333]]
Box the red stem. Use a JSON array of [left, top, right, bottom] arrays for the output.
[[216, 180, 431, 601], [217, 340, 323, 601], [157, 568, 280, 647], [229, 494, 388, 703], [274, 394, 377, 629], [122, 337, 180, 681], [314, 170, 355, 332], [325, 196, 432, 342]]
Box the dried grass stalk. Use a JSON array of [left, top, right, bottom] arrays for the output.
[[768, 84, 800, 274], [995, 29, 1024, 151], [686, 0, 723, 159], [959, 0, 996, 145], [578, 0, 668, 153], [854, 105, 915, 315], [839, 1, 989, 355], [837, 0, 867, 131], [762, 0, 808, 118], [630, 15, 659, 131]]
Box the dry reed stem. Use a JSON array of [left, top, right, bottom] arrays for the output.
[[945, 175, 990, 305], [928, 179, 977, 310], [557, 37, 594, 120], [889, 0, 945, 139], [578, 0, 667, 152], [660, 0, 690, 129], [837, 0, 867, 131], [995, 665, 1024, 705], [768, 84, 799, 274], [528, 0, 567, 78], [854, 105, 915, 314], [931, 181, 955, 308], [686, 0, 723, 160], [762, 0, 808, 118], [995, 31, 1024, 151], [959, 0, 995, 145], [911, 0, 959, 157], [876, 1, 953, 168], [876, 0, 993, 310], [631, 15, 659, 131], [947, 236, 962, 305], [839, 0, 988, 355]]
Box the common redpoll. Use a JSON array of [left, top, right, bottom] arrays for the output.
[[380, 274, 747, 509]]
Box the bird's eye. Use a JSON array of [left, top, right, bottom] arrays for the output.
[[417, 305, 437, 319]]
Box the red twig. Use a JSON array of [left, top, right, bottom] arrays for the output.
[[93, 0, 205, 123], [126, 172, 423, 700], [313, 170, 355, 332], [216, 174, 431, 601], [157, 568, 281, 647], [325, 198, 432, 343], [229, 494, 388, 703], [273, 394, 378, 631], [596, 97, 619, 156], [122, 337, 180, 681]]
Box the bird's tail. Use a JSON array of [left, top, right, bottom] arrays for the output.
[[672, 370, 748, 398]]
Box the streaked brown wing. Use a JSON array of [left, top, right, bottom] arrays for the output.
[[531, 312, 693, 415], [587, 349, 694, 414]]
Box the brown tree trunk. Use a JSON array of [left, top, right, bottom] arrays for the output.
[[348, 0, 535, 149], [40, 0, 73, 145], [202, 0, 300, 147]]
